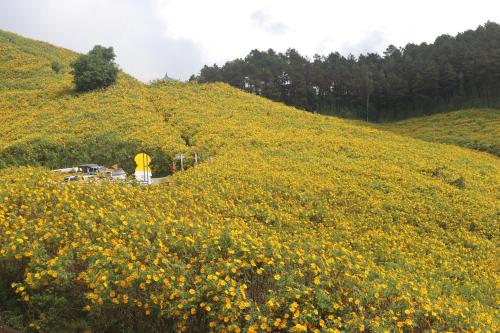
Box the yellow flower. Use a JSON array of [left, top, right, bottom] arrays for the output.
[[290, 323, 308, 332], [313, 276, 320, 285]]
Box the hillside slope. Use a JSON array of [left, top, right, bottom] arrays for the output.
[[376, 109, 500, 156], [0, 31, 499, 332], [0, 30, 186, 174]]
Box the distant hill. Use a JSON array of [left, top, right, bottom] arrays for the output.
[[0, 30, 498, 332], [376, 109, 500, 156]]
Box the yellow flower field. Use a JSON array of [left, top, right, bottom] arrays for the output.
[[0, 30, 499, 332], [375, 108, 500, 156]]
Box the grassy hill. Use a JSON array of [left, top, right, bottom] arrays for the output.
[[0, 30, 499, 332], [0, 30, 186, 174], [376, 109, 500, 156]]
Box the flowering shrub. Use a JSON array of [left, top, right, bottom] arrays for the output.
[[1, 162, 497, 332], [0, 30, 498, 332]]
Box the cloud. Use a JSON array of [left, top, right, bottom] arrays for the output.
[[340, 30, 389, 56], [251, 10, 288, 35], [0, 0, 204, 81], [1, 0, 499, 80], [156, 0, 500, 66]]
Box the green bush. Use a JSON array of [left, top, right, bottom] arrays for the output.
[[50, 61, 62, 74], [0, 134, 174, 176], [71, 46, 118, 92]]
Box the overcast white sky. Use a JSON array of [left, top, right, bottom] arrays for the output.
[[1, 0, 499, 81]]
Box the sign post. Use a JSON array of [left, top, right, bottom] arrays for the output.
[[134, 153, 152, 184], [176, 153, 185, 171]]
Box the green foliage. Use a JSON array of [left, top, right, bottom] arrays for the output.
[[450, 176, 466, 189], [71, 45, 118, 92], [50, 61, 62, 74], [0, 259, 24, 330], [0, 135, 160, 174]]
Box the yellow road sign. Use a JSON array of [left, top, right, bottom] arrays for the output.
[[134, 153, 151, 172]]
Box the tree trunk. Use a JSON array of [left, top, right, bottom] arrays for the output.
[[366, 92, 370, 122]]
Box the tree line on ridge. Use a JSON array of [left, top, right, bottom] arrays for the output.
[[191, 22, 500, 121]]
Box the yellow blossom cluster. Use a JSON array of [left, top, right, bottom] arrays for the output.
[[1, 164, 497, 332]]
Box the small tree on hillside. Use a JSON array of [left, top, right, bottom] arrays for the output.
[[71, 45, 118, 92]]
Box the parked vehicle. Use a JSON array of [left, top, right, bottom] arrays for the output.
[[64, 175, 80, 182], [77, 164, 107, 175], [104, 168, 127, 181], [56, 163, 127, 183]]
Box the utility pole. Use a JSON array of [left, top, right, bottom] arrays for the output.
[[194, 152, 199, 166]]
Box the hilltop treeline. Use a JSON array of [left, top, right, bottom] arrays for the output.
[[192, 21, 500, 121]]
